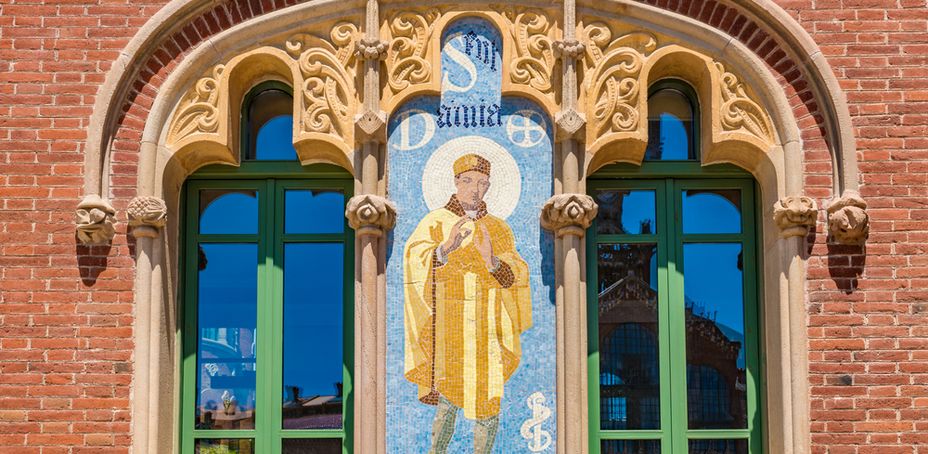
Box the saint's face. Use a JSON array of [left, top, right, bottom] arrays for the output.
[[454, 170, 491, 209]]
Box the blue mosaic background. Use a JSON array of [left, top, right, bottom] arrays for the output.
[[385, 17, 557, 453]]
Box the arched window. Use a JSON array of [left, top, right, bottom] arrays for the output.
[[588, 80, 761, 454], [180, 83, 353, 454]]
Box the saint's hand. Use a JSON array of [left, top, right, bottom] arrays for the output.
[[441, 217, 471, 256], [475, 223, 495, 269]]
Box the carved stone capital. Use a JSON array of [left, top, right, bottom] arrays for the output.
[[555, 109, 586, 141], [355, 110, 387, 144], [540, 193, 598, 237], [773, 196, 818, 239], [76, 195, 116, 245], [827, 191, 869, 245], [127, 196, 167, 239], [553, 39, 585, 59], [356, 37, 389, 60], [346, 194, 397, 237]]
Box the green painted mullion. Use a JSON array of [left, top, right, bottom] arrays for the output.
[[594, 234, 660, 244], [667, 179, 688, 454], [654, 180, 674, 454], [255, 179, 275, 454], [181, 184, 198, 453], [190, 430, 258, 439], [586, 220, 602, 454], [685, 430, 751, 439], [679, 234, 745, 243], [196, 234, 261, 243], [341, 180, 355, 454], [742, 182, 763, 454], [598, 430, 664, 440], [280, 233, 347, 243]]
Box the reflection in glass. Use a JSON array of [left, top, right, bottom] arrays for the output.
[[195, 439, 255, 454], [281, 438, 342, 454], [285, 190, 345, 234], [283, 243, 345, 429], [595, 190, 656, 235], [246, 88, 297, 161], [597, 244, 660, 430], [200, 190, 258, 235], [684, 243, 747, 430], [682, 190, 742, 234], [644, 88, 695, 160], [196, 244, 258, 430], [601, 439, 660, 454], [689, 439, 748, 454]]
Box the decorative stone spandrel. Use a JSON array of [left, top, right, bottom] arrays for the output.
[[127, 196, 168, 239], [346, 194, 397, 236], [827, 191, 869, 245], [773, 195, 818, 238], [75, 194, 116, 245], [540, 193, 598, 237]]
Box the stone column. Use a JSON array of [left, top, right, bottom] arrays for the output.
[[348, 2, 393, 453], [546, 1, 597, 452]]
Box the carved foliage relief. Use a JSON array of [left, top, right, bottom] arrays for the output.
[[166, 23, 359, 152]]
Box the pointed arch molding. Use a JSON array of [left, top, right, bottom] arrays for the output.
[[81, 0, 865, 453]]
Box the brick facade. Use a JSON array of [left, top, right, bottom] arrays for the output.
[[0, 0, 926, 452]]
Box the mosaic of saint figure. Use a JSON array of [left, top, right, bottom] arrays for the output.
[[403, 153, 532, 453]]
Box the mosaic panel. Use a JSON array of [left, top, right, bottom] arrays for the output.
[[386, 17, 556, 453]]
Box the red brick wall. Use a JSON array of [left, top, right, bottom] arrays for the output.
[[0, 0, 926, 452]]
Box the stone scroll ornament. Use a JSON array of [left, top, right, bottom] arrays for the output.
[[127, 196, 168, 239], [168, 64, 224, 143], [827, 192, 869, 245], [494, 5, 557, 96], [773, 196, 818, 238], [581, 24, 657, 137], [286, 23, 359, 141], [387, 8, 443, 95], [715, 62, 775, 143], [75, 195, 117, 245]]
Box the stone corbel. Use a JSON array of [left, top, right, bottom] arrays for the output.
[[76, 195, 117, 245], [773, 196, 818, 239], [127, 196, 168, 239], [540, 193, 598, 237], [553, 38, 585, 60], [827, 191, 869, 245], [346, 194, 397, 237]]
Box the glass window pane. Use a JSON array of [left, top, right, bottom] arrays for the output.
[[195, 439, 255, 454], [597, 244, 660, 430], [645, 88, 695, 160], [281, 438, 342, 454], [246, 88, 297, 161], [595, 190, 657, 235], [285, 190, 345, 234], [601, 440, 660, 454], [682, 189, 741, 234], [688, 439, 748, 454], [283, 243, 345, 429], [684, 243, 747, 430], [196, 244, 258, 430], [200, 190, 258, 235]]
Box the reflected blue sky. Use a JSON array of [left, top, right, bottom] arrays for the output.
[[285, 190, 345, 235], [683, 243, 745, 368], [652, 113, 690, 160], [682, 190, 741, 234], [283, 243, 344, 428], [255, 115, 298, 161], [200, 191, 258, 235], [595, 190, 656, 235]]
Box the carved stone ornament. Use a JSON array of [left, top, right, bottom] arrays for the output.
[[553, 39, 585, 59], [127, 196, 168, 238], [286, 23, 359, 139], [495, 6, 556, 95], [581, 25, 657, 136], [555, 108, 586, 140], [540, 193, 598, 237], [346, 194, 397, 236], [715, 62, 775, 143], [827, 191, 869, 245], [167, 64, 225, 144], [356, 37, 389, 60], [355, 109, 387, 143], [773, 196, 818, 238], [75, 194, 116, 245], [387, 8, 443, 95]]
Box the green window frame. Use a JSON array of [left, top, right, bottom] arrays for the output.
[[180, 161, 354, 454], [587, 162, 764, 454]]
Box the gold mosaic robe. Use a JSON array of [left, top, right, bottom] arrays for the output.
[[404, 196, 532, 420]]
